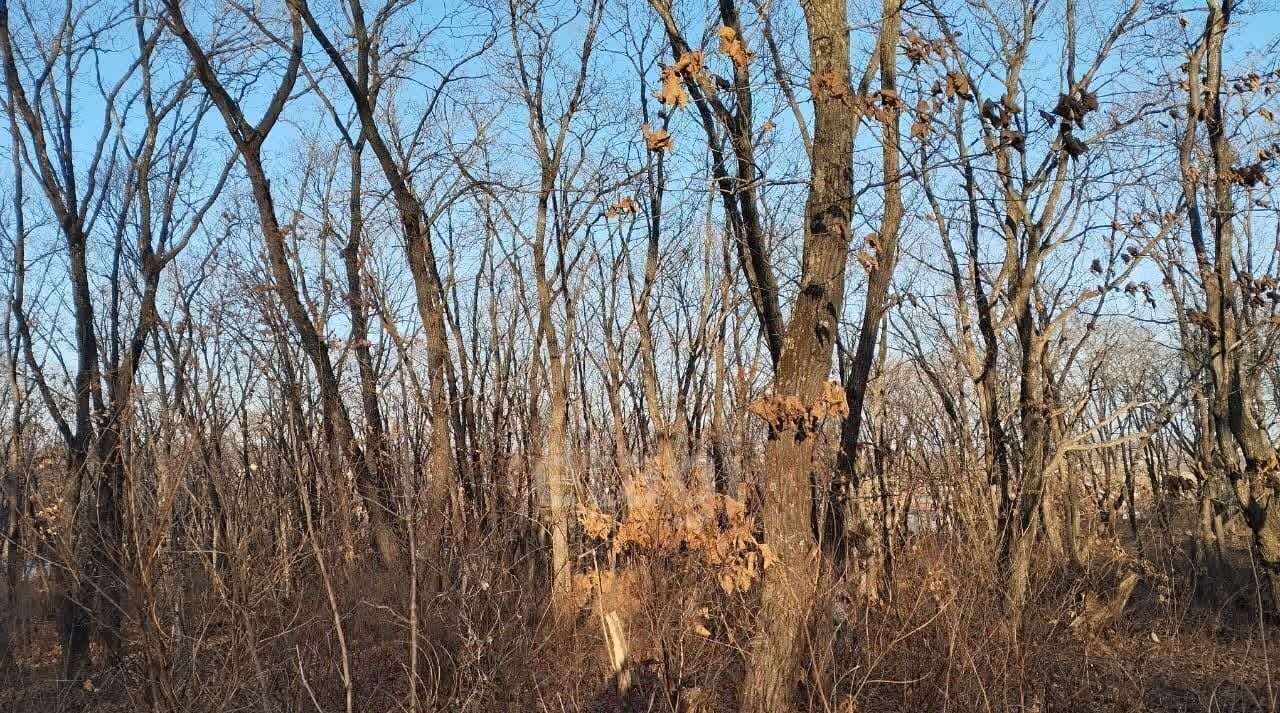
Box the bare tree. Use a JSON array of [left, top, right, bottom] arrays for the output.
[[2, 0, 230, 679], [162, 0, 410, 569], [1174, 0, 1280, 607], [739, 0, 859, 707]]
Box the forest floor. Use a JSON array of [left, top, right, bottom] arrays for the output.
[[2, 505, 1278, 712]]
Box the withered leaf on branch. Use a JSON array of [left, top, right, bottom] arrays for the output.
[[717, 26, 754, 70], [653, 50, 705, 111], [1079, 89, 1099, 112], [941, 71, 972, 100], [747, 381, 847, 429], [1232, 163, 1269, 187], [860, 91, 901, 123], [1002, 128, 1026, 153], [856, 248, 879, 274], [604, 196, 640, 219], [981, 98, 1000, 124], [747, 394, 806, 429], [902, 30, 947, 65], [812, 381, 850, 420], [1061, 130, 1088, 159], [904, 31, 930, 64], [1052, 88, 1099, 129], [642, 124, 675, 153], [673, 49, 704, 75], [655, 65, 689, 109]]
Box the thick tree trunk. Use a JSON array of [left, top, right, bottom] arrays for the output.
[[740, 0, 855, 708]]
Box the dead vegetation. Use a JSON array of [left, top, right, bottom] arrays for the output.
[[0, 0, 1279, 711], [1, 499, 1275, 713]]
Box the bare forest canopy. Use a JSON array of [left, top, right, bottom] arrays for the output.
[[1, 0, 1280, 711]]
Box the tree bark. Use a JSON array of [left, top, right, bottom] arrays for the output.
[[740, 0, 855, 709]]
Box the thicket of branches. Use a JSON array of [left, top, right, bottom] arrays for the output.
[[1, 0, 1279, 711]]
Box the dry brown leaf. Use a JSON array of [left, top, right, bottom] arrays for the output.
[[813, 381, 850, 420], [655, 65, 689, 109], [717, 26, 754, 70], [904, 30, 929, 64], [856, 248, 879, 273], [944, 71, 972, 100], [605, 196, 640, 219], [577, 504, 616, 540], [747, 393, 806, 427], [903, 30, 949, 66], [655, 51, 705, 111], [642, 123, 675, 153], [758, 543, 778, 570], [674, 49, 704, 74]]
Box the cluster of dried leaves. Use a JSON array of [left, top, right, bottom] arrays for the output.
[[571, 565, 649, 616], [643, 27, 753, 152], [1233, 71, 1273, 95], [911, 98, 939, 140], [1230, 161, 1271, 187], [31, 494, 65, 539], [576, 474, 775, 595], [654, 50, 704, 110], [810, 71, 850, 103], [1238, 272, 1280, 308], [902, 30, 948, 66], [900, 32, 953, 140], [978, 96, 1025, 152], [716, 26, 753, 71], [1121, 280, 1157, 309], [855, 232, 882, 273], [932, 71, 973, 102], [1052, 89, 1099, 130], [1048, 87, 1101, 159], [855, 89, 902, 124], [746, 381, 849, 432], [642, 123, 674, 153], [604, 196, 640, 219]]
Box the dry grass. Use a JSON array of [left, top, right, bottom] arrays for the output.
[[1, 502, 1276, 713]]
